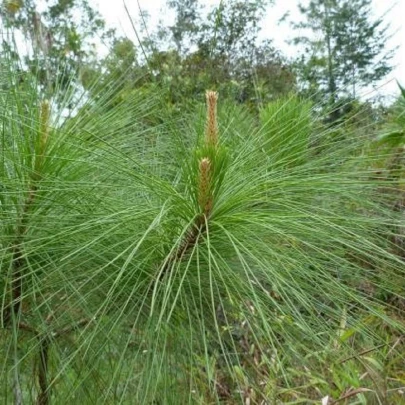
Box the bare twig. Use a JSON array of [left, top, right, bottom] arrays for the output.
[[339, 343, 387, 364], [330, 388, 372, 404], [339, 335, 404, 364]]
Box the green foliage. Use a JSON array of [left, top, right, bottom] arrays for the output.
[[260, 96, 313, 168]]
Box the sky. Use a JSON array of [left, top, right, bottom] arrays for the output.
[[91, 0, 405, 101]]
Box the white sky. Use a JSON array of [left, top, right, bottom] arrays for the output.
[[91, 0, 405, 100]]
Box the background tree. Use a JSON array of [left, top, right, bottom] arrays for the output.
[[1, 0, 107, 98], [166, 0, 202, 54], [292, 0, 395, 114], [83, 0, 294, 110], [138, 0, 295, 106]]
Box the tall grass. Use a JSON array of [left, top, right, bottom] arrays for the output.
[[0, 54, 404, 404]]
